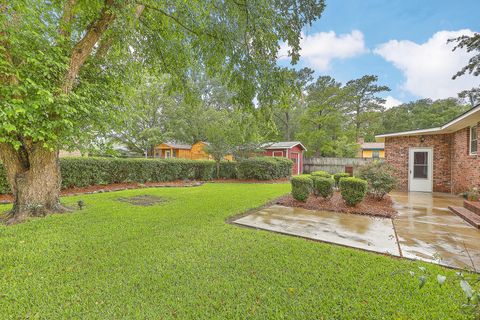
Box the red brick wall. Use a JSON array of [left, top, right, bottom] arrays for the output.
[[451, 127, 480, 193], [385, 125, 480, 193]]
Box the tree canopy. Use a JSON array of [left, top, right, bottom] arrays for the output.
[[0, 0, 325, 152]]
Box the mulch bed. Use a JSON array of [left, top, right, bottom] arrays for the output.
[[276, 191, 397, 218]]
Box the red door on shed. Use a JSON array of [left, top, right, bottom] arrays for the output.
[[290, 152, 300, 175]]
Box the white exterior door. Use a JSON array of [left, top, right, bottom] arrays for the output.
[[408, 148, 433, 192]]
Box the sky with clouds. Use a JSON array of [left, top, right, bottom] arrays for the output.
[[277, 0, 480, 108]]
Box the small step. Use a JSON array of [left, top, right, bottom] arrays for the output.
[[449, 206, 480, 229], [464, 200, 480, 216]]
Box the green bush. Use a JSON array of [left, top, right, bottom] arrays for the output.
[[333, 172, 350, 187], [356, 161, 397, 199], [237, 157, 292, 180], [339, 177, 368, 206], [60, 158, 217, 188], [310, 171, 332, 178], [0, 158, 218, 193], [311, 176, 334, 199], [218, 161, 238, 179], [291, 175, 313, 201]]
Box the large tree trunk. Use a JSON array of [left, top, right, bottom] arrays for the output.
[[0, 143, 67, 224]]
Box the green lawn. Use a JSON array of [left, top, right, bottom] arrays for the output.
[[0, 183, 472, 319]]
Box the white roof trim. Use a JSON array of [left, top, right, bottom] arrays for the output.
[[376, 127, 441, 138], [289, 142, 307, 151], [376, 103, 480, 139], [263, 142, 307, 151]]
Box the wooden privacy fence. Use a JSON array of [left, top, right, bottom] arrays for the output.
[[303, 157, 379, 174]]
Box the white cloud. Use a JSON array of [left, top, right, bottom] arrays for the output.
[[279, 30, 367, 70], [383, 96, 403, 109], [375, 30, 480, 99]]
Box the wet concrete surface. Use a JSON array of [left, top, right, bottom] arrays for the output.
[[391, 192, 480, 269], [234, 205, 400, 256], [234, 192, 480, 269]]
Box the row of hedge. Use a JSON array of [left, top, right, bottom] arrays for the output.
[[0, 156, 293, 194]]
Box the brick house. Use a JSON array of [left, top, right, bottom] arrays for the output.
[[376, 104, 480, 193]]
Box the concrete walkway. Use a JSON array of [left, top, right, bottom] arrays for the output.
[[391, 192, 480, 269], [234, 192, 480, 269]]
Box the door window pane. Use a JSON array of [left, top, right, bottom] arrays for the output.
[[413, 151, 428, 179], [413, 165, 428, 179], [414, 152, 427, 165]]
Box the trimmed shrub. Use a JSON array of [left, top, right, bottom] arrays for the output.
[[218, 161, 238, 179], [356, 161, 397, 199], [333, 172, 350, 187], [311, 176, 334, 199], [0, 158, 217, 193], [339, 177, 368, 206], [60, 158, 217, 188], [310, 171, 332, 178], [291, 175, 313, 201], [237, 157, 292, 180]]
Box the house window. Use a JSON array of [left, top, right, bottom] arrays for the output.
[[372, 150, 380, 159], [165, 150, 171, 158], [272, 151, 283, 157], [470, 125, 477, 155]]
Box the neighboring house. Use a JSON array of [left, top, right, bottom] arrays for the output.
[[261, 141, 307, 175], [357, 138, 384, 159], [154, 141, 233, 161], [154, 142, 192, 159], [376, 104, 480, 193]]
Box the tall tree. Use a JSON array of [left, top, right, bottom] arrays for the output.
[[450, 32, 480, 79], [297, 76, 357, 157], [271, 68, 313, 140], [0, 0, 325, 223], [344, 75, 390, 140], [450, 32, 479, 108], [204, 111, 238, 178], [113, 74, 175, 156], [458, 87, 480, 107]]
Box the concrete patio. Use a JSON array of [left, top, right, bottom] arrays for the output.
[[234, 192, 480, 269]]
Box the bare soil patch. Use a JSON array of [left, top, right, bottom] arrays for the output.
[[117, 195, 167, 206], [276, 191, 397, 218], [0, 181, 202, 204]]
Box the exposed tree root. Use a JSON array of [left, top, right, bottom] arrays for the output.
[[3, 203, 73, 225]]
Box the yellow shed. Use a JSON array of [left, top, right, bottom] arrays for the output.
[[359, 142, 385, 159], [153, 141, 233, 161], [154, 142, 192, 159], [191, 141, 233, 161]]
